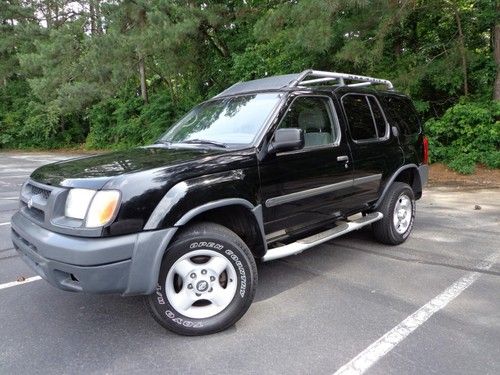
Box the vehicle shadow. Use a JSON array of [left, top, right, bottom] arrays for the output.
[[254, 230, 368, 303], [1, 225, 456, 373]]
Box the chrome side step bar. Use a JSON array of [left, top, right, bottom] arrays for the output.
[[262, 212, 383, 262]]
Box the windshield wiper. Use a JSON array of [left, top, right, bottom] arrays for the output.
[[153, 140, 171, 146], [181, 139, 227, 148]]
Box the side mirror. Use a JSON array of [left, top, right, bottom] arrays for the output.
[[268, 128, 305, 154]]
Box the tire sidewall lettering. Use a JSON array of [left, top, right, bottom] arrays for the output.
[[224, 249, 247, 298], [156, 283, 204, 328], [152, 237, 252, 332], [189, 241, 223, 251]]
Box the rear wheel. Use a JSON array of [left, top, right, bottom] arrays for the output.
[[146, 222, 257, 336], [372, 182, 415, 245]]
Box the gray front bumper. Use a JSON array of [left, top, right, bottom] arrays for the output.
[[11, 212, 177, 295]]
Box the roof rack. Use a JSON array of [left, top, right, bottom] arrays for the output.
[[290, 69, 394, 90]]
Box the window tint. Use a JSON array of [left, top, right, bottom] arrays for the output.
[[368, 97, 387, 138], [160, 93, 281, 145], [279, 96, 335, 147], [342, 95, 377, 140], [384, 96, 421, 136]]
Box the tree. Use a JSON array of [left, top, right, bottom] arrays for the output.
[[494, 1, 500, 100], [0, 0, 497, 158]]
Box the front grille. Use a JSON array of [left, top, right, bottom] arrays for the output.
[[20, 180, 56, 224], [27, 183, 51, 200], [18, 180, 101, 237], [21, 201, 45, 222]]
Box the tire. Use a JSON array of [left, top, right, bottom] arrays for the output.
[[146, 222, 257, 336], [372, 182, 416, 245]]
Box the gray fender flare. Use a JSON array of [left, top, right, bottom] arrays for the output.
[[129, 198, 267, 296]]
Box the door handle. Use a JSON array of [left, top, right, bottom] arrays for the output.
[[337, 155, 349, 162]]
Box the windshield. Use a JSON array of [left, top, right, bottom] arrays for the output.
[[159, 93, 282, 146]]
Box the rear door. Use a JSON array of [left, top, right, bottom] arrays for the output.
[[381, 94, 423, 165], [259, 94, 354, 236], [339, 92, 404, 211]]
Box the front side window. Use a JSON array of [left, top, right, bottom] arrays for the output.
[[278, 96, 336, 148], [342, 94, 388, 142], [160, 93, 281, 146]]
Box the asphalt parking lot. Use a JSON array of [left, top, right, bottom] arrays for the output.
[[0, 152, 499, 374]]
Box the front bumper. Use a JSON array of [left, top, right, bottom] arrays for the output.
[[11, 212, 177, 295]]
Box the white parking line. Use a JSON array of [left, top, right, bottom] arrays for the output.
[[0, 222, 11, 226], [0, 175, 30, 178], [0, 276, 42, 291], [0, 168, 34, 173], [333, 252, 498, 375]]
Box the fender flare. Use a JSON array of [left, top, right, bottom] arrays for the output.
[[373, 164, 422, 210], [175, 198, 255, 225], [144, 180, 267, 255], [132, 198, 267, 296], [174, 198, 268, 256]]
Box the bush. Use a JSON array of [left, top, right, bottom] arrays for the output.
[[0, 78, 198, 151], [425, 100, 500, 174], [85, 88, 196, 150], [0, 79, 88, 149]]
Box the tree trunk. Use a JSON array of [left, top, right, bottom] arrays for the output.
[[389, 0, 402, 57], [200, 25, 230, 58], [89, 0, 97, 35], [454, 10, 469, 96], [137, 6, 148, 103], [138, 55, 148, 103], [95, 0, 103, 33], [494, 22, 500, 101]]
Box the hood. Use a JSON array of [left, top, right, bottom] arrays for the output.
[[30, 146, 231, 189]]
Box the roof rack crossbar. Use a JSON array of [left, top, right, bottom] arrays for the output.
[[347, 82, 372, 88], [293, 69, 394, 90], [300, 77, 339, 85]]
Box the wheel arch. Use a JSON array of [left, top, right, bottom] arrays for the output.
[[374, 164, 422, 209], [174, 199, 268, 259]]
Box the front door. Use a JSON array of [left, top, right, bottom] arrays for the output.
[[259, 95, 354, 236]]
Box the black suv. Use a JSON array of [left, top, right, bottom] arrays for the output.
[[11, 70, 428, 335]]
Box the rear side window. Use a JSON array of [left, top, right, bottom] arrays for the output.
[[368, 97, 387, 138], [384, 96, 421, 136], [342, 95, 377, 140], [341, 94, 387, 141]]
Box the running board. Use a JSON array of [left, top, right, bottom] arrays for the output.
[[262, 212, 383, 262]]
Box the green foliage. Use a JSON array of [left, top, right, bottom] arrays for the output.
[[86, 88, 196, 149], [425, 101, 500, 174], [0, 0, 498, 174]]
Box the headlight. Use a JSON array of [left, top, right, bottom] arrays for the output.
[[85, 190, 120, 227], [65, 189, 120, 228], [65, 189, 96, 219]]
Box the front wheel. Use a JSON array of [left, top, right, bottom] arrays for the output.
[[372, 182, 416, 245], [146, 222, 257, 336]]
